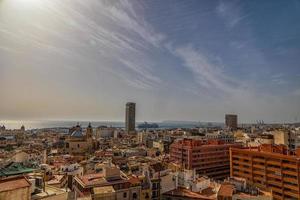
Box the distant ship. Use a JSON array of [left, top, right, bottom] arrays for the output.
[[138, 122, 159, 129]]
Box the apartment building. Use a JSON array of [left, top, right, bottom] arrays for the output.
[[230, 144, 300, 200], [170, 138, 241, 180]]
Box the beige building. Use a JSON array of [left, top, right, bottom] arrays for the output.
[[64, 123, 96, 155], [73, 164, 141, 200], [272, 130, 289, 145], [93, 186, 115, 200], [0, 176, 31, 200]]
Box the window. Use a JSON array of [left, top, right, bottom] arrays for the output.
[[132, 193, 137, 199], [145, 193, 149, 199], [123, 192, 127, 198]]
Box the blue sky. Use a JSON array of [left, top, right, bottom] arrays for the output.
[[0, 0, 300, 123]]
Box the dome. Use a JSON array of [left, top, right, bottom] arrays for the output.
[[71, 130, 84, 137]]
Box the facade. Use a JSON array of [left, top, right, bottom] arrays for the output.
[[230, 144, 300, 200], [225, 114, 238, 130], [272, 130, 289, 146], [170, 138, 241, 180], [125, 102, 136, 134], [96, 126, 115, 139]]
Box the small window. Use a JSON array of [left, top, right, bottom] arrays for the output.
[[133, 193, 137, 199], [145, 193, 149, 199], [123, 192, 127, 198]]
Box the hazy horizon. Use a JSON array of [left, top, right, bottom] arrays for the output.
[[1, 0, 300, 123]]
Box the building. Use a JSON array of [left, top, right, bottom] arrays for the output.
[[96, 126, 115, 139], [170, 138, 241, 180], [272, 130, 289, 146], [73, 163, 141, 199], [230, 144, 300, 200], [0, 176, 31, 200], [225, 114, 238, 130], [0, 162, 35, 177], [0, 125, 26, 145], [125, 102, 136, 134], [63, 123, 96, 155]]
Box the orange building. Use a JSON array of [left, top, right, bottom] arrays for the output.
[[170, 138, 241, 180], [230, 144, 300, 200]]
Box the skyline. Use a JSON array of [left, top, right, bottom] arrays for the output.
[[1, 0, 300, 123]]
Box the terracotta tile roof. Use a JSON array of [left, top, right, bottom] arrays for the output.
[[128, 176, 141, 185], [0, 176, 31, 192], [80, 173, 105, 186]]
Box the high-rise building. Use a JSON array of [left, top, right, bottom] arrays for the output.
[[230, 144, 300, 200], [170, 138, 241, 180], [225, 114, 238, 130], [125, 102, 136, 134]]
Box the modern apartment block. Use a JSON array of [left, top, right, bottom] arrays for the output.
[[170, 138, 241, 180], [230, 144, 300, 200], [125, 102, 136, 134], [225, 114, 238, 130]]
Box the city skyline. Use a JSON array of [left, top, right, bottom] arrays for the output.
[[1, 0, 300, 123]]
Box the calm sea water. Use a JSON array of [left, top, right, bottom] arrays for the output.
[[0, 120, 213, 130]]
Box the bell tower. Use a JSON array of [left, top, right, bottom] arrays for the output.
[[86, 122, 93, 138]]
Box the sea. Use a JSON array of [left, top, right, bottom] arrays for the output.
[[0, 120, 223, 130]]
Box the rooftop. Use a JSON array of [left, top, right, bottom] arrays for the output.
[[163, 187, 215, 200], [218, 183, 234, 197], [0, 162, 35, 177], [0, 176, 31, 192]]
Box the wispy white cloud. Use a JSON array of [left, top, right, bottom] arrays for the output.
[[0, 0, 165, 90], [171, 45, 240, 95], [216, 1, 251, 28]]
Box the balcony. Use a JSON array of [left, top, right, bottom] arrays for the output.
[[270, 186, 282, 193], [282, 170, 297, 176], [284, 183, 299, 191], [282, 163, 297, 169], [253, 175, 265, 182], [253, 164, 265, 170], [234, 171, 252, 179], [267, 167, 281, 174], [266, 160, 281, 166], [283, 190, 299, 198], [253, 170, 265, 176], [232, 154, 249, 160], [267, 173, 282, 179], [267, 180, 282, 187], [283, 177, 298, 184], [272, 193, 283, 200], [237, 160, 251, 166], [253, 157, 265, 162]]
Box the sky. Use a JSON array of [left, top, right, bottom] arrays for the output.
[[0, 0, 300, 123]]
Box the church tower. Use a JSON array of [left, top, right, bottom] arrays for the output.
[[86, 122, 93, 138]]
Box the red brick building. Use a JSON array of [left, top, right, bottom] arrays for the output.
[[170, 138, 241, 180], [230, 144, 300, 200]]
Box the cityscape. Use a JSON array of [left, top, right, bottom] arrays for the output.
[[1, 0, 300, 200]]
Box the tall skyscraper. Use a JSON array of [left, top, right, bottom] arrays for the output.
[[125, 102, 136, 134], [225, 114, 238, 130]]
